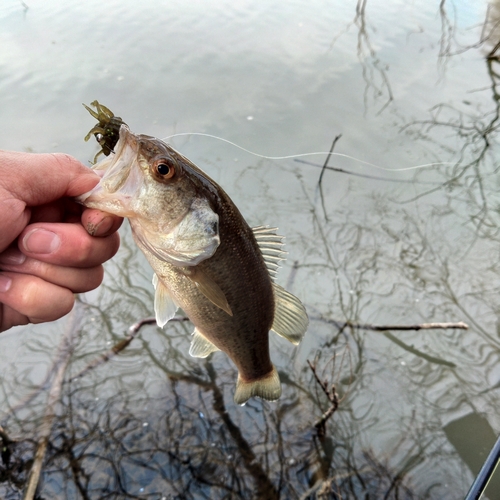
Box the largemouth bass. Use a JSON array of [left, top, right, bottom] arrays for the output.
[[78, 102, 308, 405]]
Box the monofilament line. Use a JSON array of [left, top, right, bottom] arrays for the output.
[[161, 132, 454, 173]]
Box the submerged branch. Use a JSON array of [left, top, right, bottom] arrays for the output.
[[318, 134, 342, 222], [313, 316, 468, 332], [318, 134, 342, 187]]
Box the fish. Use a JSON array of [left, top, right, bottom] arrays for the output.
[[78, 102, 308, 405]]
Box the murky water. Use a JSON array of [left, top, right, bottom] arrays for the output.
[[2, 0, 500, 498]]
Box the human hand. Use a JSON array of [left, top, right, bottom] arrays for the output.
[[0, 150, 123, 332]]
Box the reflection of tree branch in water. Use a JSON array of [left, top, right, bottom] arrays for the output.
[[0, 315, 421, 499], [135, 352, 281, 499], [329, 0, 393, 114], [205, 362, 280, 500], [354, 0, 394, 115], [75, 311, 462, 391], [401, 5, 500, 236], [69, 315, 189, 383], [298, 158, 443, 185], [437, 3, 500, 58], [24, 310, 81, 500], [307, 358, 339, 438], [382, 331, 456, 368], [437, 0, 455, 72], [400, 100, 497, 237]]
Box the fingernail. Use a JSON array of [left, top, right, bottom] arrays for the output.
[[87, 216, 113, 237], [0, 248, 26, 265], [23, 229, 61, 254], [0, 275, 12, 292]]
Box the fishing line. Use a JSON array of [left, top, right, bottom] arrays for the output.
[[161, 132, 454, 173]]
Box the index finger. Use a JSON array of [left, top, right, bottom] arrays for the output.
[[0, 150, 99, 205]]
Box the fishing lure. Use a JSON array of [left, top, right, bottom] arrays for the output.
[[83, 100, 126, 163]]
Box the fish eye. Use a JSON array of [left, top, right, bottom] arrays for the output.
[[154, 158, 176, 179], [157, 163, 170, 175]]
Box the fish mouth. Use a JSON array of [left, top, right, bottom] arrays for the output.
[[77, 125, 143, 217]]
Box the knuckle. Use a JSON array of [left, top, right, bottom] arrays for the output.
[[50, 152, 79, 169]]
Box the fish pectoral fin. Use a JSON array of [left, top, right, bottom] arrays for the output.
[[270, 283, 309, 345], [234, 366, 281, 406], [186, 269, 233, 316], [152, 273, 178, 328], [189, 328, 220, 358]]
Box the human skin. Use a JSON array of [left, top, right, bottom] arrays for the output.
[[0, 150, 123, 332]]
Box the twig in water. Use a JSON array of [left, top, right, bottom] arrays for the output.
[[318, 134, 342, 221], [307, 358, 339, 439], [318, 134, 342, 187], [311, 316, 464, 367], [312, 315, 468, 332]]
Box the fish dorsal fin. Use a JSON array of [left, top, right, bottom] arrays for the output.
[[183, 268, 233, 316], [152, 273, 178, 327], [252, 226, 287, 280], [189, 328, 220, 358], [271, 283, 308, 345]]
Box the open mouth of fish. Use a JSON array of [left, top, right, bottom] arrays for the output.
[[77, 125, 144, 218]]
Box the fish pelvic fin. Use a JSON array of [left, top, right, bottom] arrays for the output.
[[185, 268, 233, 316], [252, 226, 286, 280], [152, 274, 178, 328], [189, 328, 220, 358], [234, 366, 281, 406], [271, 283, 308, 345]]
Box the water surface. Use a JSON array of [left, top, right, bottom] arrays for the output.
[[1, 1, 500, 498]]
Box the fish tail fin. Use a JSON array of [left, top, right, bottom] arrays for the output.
[[234, 366, 281, 406]]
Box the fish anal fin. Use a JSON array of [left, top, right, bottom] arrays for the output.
[[271, 283, 308, 345], [189, 328, 220, 358], [234, 366, 281, 405], [186, 268, 233, 316], [152, 273, 178, 328]]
